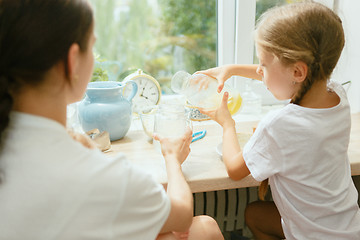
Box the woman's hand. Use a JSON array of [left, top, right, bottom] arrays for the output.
[[199, 92, 235, 128], [196, 66, 233, 93], [67, 130, 97, 149], [153, 127, 193, 165]]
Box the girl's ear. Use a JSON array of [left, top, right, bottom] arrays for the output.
[[293, 61, 308, 83], [67, 43, 81, 84]]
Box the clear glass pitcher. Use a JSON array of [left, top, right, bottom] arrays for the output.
[[171, 71, 242, 115]]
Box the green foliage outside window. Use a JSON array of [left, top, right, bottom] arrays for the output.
[[159, 0, 217, 71], [88, 0, 217, 94]]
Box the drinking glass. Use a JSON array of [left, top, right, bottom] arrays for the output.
[[154, 104, 192, 139]]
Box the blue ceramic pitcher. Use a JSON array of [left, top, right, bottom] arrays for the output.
[[78, 81, 138, 141]]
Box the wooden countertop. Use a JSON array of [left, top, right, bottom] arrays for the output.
[[106, 113, 360, 193]]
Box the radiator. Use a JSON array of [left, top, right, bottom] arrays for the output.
[[194, 176, 360, 236], [193, 187, 260, 236]]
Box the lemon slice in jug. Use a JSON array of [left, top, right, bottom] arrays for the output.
[[227, 93, 242, 115]]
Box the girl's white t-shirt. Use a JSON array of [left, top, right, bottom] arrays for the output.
[[0, 112, 170, 240], [243, 82, 360, 239]]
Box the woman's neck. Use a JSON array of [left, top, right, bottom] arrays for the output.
[[13, 79, 68, 127]]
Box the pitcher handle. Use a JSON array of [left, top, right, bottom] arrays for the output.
[[121, 80, 138, 101]]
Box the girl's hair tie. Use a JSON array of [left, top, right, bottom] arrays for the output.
[[313, 53, 321, 64]]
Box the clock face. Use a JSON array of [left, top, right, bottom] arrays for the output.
[[123, 76, 161, 113]]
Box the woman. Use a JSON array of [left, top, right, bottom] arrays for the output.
[[0, 1, 223, 239]]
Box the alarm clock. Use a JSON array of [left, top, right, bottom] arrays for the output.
[[123, 69, 161, 113]]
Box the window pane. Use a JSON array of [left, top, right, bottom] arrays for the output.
[[88, 0, 217, 94]]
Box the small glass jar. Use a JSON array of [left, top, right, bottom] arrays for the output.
[[154, 104, 192, 138]]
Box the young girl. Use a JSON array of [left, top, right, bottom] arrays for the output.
[[199, 2, 360, 239], [0, 1, 223, 239]]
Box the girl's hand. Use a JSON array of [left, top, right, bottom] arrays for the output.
[[196, 66, 232, 93], [199, 92, 235, 128], [153, 127, 193, 165]]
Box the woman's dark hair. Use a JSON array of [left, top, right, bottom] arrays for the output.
[[0, 0, 93, 144]]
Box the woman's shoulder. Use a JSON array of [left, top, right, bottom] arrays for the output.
[[66, 146, 146, 184]]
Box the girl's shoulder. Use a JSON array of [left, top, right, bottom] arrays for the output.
[[259, 106, 293, 127], [258, 81, 349, 129], [255, 106, 295, 136]]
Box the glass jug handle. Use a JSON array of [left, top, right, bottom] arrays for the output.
[[121, 80, 138, 101]]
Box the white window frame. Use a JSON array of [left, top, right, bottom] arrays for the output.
[[219, 0, 282, 105], [218, 0, 255, 92]]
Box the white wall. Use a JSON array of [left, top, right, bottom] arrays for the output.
[[332, 0, 360, 113]]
